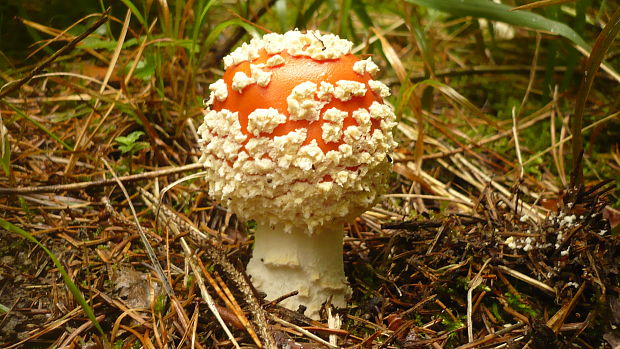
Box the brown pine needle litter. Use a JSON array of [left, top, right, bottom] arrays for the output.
[[1, 1, 619, 348]]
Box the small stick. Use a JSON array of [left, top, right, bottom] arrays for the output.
[[512, 107, 524, 181], [213, 269, 263, 347], [497, 265, 556, 295], [455, 322, 525, 349], [467, 258, 492, 343], [179, 239, 242, 349], [267, 291, 299, 306], [547, 282, 587, 333], [0, 163, 202, 194], [271, 316, 338, 349]]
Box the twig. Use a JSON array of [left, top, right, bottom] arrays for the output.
[[0, 163, 203, 194], [524, 110, 620, 167], [383, 193, 472, 206], [59, 314, 106, 348], [496, 265, 556, 295], [271, 316, 338, 349], [0, 10, 110, 99], [3, 299, 90, 348], [512, 107, 524, 180], [266, 291, 300, 307], [510, 0, 574, 11], [407, 65, 615, 82], [467, 258, 492, 343], [179, 238, 242, 348], [138, 189, 243, 347], [382, 216, 484, 230], [454, 322, 525, 349], [547, 282, 587, 333], [550, 86, 567, 186], [517, 32, 541, 117], [426, 223, 448, 256]]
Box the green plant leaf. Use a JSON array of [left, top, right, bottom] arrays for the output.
[[414, 79, 500, 129], [0, 218, 104, 336], [115, 131, 149, 154], [340, 0, 353, 38], [406, 0, 589, 48], [126, 55, 156, 80], [115, 130, 143, 144], [78, 37, 139, 50]]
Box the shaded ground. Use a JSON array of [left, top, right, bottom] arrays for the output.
[[0, 155, 618, 348]]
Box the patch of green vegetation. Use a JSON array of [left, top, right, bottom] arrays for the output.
[[18, 197, 33, 221], [246, 220, 257, 231], [115, 131, 149, 155], [123, 53, 156, 81], [153, 293, 167, 315], [505, 292, 538, 317], [440, 313, 465, 347], [490, 301, 505, 323], [113, 339, 124, 349], [114, 130, 149, 174]]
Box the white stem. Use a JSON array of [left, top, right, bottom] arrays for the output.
[[246, 222, 351, 319]]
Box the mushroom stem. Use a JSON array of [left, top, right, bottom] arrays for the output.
[[247, 222, 351, 319]]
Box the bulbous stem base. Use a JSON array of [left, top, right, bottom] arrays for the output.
[[246, 223, 351, 319]]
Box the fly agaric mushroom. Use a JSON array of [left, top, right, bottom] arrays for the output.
[[197, 30, 397, 319]]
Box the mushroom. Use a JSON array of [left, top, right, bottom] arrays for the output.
[[197, 30, 397, 319]]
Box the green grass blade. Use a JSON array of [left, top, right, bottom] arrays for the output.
[[17, 6, 54, 55], [189, 0, 217, 67], [274, 0, 292, 32], [339, 0, 353, 38], [199, 19, 261, 63], [543, 5, 560, 97], [409, 10, 435, 109], [415, 79, 500, 129], [192, 0, 218, 49], [118, 0, 147, 29], [560, 0, 587, 91], [351, 1, 374, 29], [406, 0, 589, 48], [6, 103, 73, 151], [295, 0, 327, 29], [174, 0, 183, 38], [571, 5, 620, 185], [0, 218, 104, 336], [407, 0, 620, 82]]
